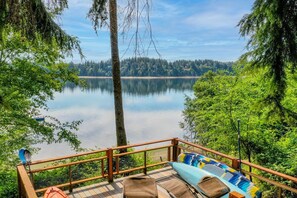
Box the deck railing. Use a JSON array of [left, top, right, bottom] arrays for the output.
[[177, 139, 297, 196], [17, 138, 297, 198]]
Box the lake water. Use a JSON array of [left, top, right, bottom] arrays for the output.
[[34, 78, 197, 160]]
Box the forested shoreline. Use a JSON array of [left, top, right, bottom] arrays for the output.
[[69, 57, 233, 76]]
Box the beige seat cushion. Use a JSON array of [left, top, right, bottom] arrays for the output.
[[159, 177, 196, 198], [123, 176, 158, 198], [197, 177, 230, 198]]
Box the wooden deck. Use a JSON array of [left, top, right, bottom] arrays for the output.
[[18, 138, 297, 198], [65, 166, 180, 198]]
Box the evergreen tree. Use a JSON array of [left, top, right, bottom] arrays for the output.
[[182, 70, 297, 197], [0, 0, 82, 56], [238, 0, 297, 118], [69, 58, 233, 77]]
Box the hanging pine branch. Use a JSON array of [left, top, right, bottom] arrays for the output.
[[0, 0, 82, 56]]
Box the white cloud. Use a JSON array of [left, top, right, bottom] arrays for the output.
[[67, 0, 92, 9], [60, 0, 253, 63], [184, 11, 243, 29], [155, 95, 173, 103], [151, 1, 181, 19], [202, 40, 238, 46], [34, 107, 184, 160]]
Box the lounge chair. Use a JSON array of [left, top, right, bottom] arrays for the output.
[[123, 176, 159, 198]]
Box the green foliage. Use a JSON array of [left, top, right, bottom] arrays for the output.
[[0, 168, 17, 198], [0, 1, 83, 192], [88, 0, 108, 31], [0, 27, 82, 170], [238, 0, 297, 114], [0, 0, 82, 56], [33, 153, 106, 192], [182, 69, 297, 196], [70, 58, 233, 77]]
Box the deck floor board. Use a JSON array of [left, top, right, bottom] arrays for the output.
[[65, 166, 175, 198], [37, 166, 204, 198]]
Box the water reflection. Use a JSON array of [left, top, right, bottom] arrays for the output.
[[34, 78, 197, 160], [67, 78, 197, 96]]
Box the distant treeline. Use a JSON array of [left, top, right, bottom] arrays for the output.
[[69, 57, 233, 76]]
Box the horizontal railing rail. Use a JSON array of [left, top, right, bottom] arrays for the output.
[[30, 156, 108, 173], [17, 137, 297, 198], [29, 148, 108, 165], [240, 160, 297, 183]]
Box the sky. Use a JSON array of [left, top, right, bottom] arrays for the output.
[[60, 0, 254, 63]]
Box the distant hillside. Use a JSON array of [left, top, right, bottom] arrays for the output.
[[69, 57, 233, 76]]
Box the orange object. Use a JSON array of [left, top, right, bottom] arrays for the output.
[[43, 187, 68, 198], [229, 191, 245, 198]]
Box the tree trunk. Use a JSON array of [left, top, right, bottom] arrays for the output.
[[109, 0, 128, 150]]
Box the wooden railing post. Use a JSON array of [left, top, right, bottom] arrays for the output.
[[16, 165, 38, 198], [178, 147, 181, 156], [167, 147, 171, 162], [17, 170, 23, 198], [232, 158, 240, 170], [69, 165, 72, 193], [144, 151, 147, 175], [106, 148, 113, 183], [101, 159, 105, 177], [116, 156, 120, 174], [172, 138, 179, 162]]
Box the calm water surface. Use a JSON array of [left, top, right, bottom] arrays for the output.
[[34, 78, 197, 160]]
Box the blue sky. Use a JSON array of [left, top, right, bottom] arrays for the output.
[[60, 0, 254, 63]]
